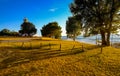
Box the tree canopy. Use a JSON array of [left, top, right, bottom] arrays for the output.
[[66, 16, 81, 41], [41, 22, 62, 39], [70, 0, 120, 46], [0, 29, 19, 36], [19, 18, 37, 37]]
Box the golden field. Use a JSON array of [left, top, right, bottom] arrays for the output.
[[0, 37, 120, 76]]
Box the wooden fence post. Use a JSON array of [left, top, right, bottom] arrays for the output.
[[40, 43, 42, 48], [8, 40, 9, 45], [71, 45, 75, 50], [49, 43, 51, 49], [82, 45, 84, 51], [21, 42, 24, 48]]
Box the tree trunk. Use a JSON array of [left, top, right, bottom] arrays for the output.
[[107, 31, 110, 46], [73, 30, 76, 41], [101, 31, 107, 46], [73, 33, 76, 41], [96, 35, 98, 45], [100, 30, 110, 46]]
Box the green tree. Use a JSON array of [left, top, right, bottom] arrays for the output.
[[66, 16, 81, 41], [19, 18, 37, 36], [41, 22, 62, 39], [0, 29, 10, 36], [10, 31, 19, 36], [70, 0, 120, 46], [0, 29, 19, 36]]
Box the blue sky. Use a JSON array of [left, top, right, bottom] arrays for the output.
[[0, 0, 73, 36]]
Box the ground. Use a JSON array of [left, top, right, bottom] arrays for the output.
[[0, 37, 120, 76]]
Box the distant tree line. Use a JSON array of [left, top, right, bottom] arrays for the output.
[[0, 18, 62, 39], [0, 29, 19, 36], [18, 18, 62, 39]]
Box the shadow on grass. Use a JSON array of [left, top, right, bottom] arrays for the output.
[[63, 51, 102, 66], [0, 44, 103, 69], [31, 38, 58, 41], [13, 44, 58, 50], [83, 45, 100, 50], [0, 48, 84, 69]]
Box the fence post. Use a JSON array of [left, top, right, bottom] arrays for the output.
[[49, 43, 51, 49], [40, 43, 42, 48], [21, 42, 24, 48], [8, 40, 9, 45], [71, 45, 75, 50]]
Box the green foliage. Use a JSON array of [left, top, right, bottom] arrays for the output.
[[0, 29, 19, 36], [41, 22, 62, 39], [66, 16, 81, 40], [19, 19, 37, 36], [70, 0, 120, 46], [10, 31, 19, 36], [0, 29, 10, 36]]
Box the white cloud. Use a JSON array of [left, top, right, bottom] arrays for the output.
[[49, 8, 58, 12]]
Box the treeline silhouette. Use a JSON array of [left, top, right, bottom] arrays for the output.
[[0, 29, 19, 37]]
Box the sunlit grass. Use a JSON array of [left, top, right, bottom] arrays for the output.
[[0, 37, 120, 76]]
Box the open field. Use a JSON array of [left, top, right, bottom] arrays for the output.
[[0, 37, 120, 76]]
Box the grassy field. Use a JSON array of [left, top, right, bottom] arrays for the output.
[[0, 37, 120, 76]]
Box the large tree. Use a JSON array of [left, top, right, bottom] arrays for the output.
[[19, 18, 37, 36], [66, 16, 81, 41], [70, 0, 120, 46], [41, 22, 62, 39]]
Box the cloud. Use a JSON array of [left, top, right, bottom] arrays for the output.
[[49, 8, 58, 12]]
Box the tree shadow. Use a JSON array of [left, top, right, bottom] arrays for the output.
[[62, 51, 102, 66], [83, 45, 100, 50], [13, 43, 58, 50], [0, 48, 84, 69], [0, 44, 104, 69]]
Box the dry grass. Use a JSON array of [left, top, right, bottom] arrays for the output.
[[0, 37, 120, 76]]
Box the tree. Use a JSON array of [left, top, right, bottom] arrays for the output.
[[0, 29, 10, 36], [70, 0, 120, 46], [10, 31, 19, 36], [19, 18, 37, 36], [41, 22, 62, 39], [66, 16, 81, 41], [0, 29, 19, 36]]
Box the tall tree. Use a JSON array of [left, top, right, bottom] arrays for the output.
[[70, 0, 120, 46], [41, 22, 62, 39], [66, 16, 81, 41], [19, 18, 37, 36]]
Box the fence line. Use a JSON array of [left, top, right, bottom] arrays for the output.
[[0, 41, 104, 53]]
